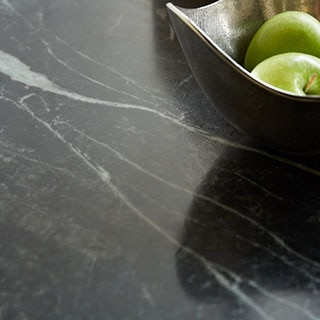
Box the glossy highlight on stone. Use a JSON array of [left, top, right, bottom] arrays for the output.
[[1, 0, 320, 320]]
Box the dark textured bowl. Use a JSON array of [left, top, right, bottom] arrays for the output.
[[167, 0, 320, 154]]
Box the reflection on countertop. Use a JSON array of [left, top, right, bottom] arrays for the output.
[[1, 0, 320, 319]]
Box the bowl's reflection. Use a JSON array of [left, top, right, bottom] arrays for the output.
[[176, 150, 320, 318], [167, 0, 320, 154]]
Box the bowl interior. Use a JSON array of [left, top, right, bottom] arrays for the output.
[[167, 0, 320, 154], [176, 0, 320, 66]]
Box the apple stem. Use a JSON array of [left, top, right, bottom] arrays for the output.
[[304, 73, 318, 94]]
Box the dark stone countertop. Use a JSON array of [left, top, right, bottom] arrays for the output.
[[2, 0, 320, 319]]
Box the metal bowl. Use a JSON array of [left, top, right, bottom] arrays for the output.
[[167, 0, 320, 154]]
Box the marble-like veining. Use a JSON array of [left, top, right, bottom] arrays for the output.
[[2, 0, 320, 319]]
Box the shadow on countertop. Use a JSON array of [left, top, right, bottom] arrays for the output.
[[175, 148, 320, 319]]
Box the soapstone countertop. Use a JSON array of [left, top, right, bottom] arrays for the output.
[[2, 0, 320, 319]]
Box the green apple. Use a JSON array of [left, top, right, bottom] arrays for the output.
[[244, 11, 320, 71], [251, 52, 320, 96]]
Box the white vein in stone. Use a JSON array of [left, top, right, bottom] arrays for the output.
[[2, 93, 274, 319], [0, 0, 13, 12], [49, 39, 320, 175], [54, 36, 172, 105], [2, 47, 320, 178], [248, 280, 320, 320], [0, 0, 34, 29], [0, 143, 73, 177], [0, 49, 188, 131], [99, 168, 274, 320], [126, 182, 186, 223], [0, 1, 319, 317], [214, 166, 284, 201], [62, 124, 320, 271], [35, 37, 320, 174], [0, 0, 160, 107], [214, 258, 320, 320], [0, 49, 170, 115], [6, 77, 320, 320], [2, 1, 320, 176], [15, 37, 320, 176], [212, 262, 320, 320], [107, 169, 318, 320], [40, 38, 156, 106], [235, 234, 320, 284]]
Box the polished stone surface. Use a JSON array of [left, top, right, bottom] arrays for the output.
[[2, 0, 320, 319]]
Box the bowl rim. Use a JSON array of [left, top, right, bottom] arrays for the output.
[[167, 1, 320, 103]]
